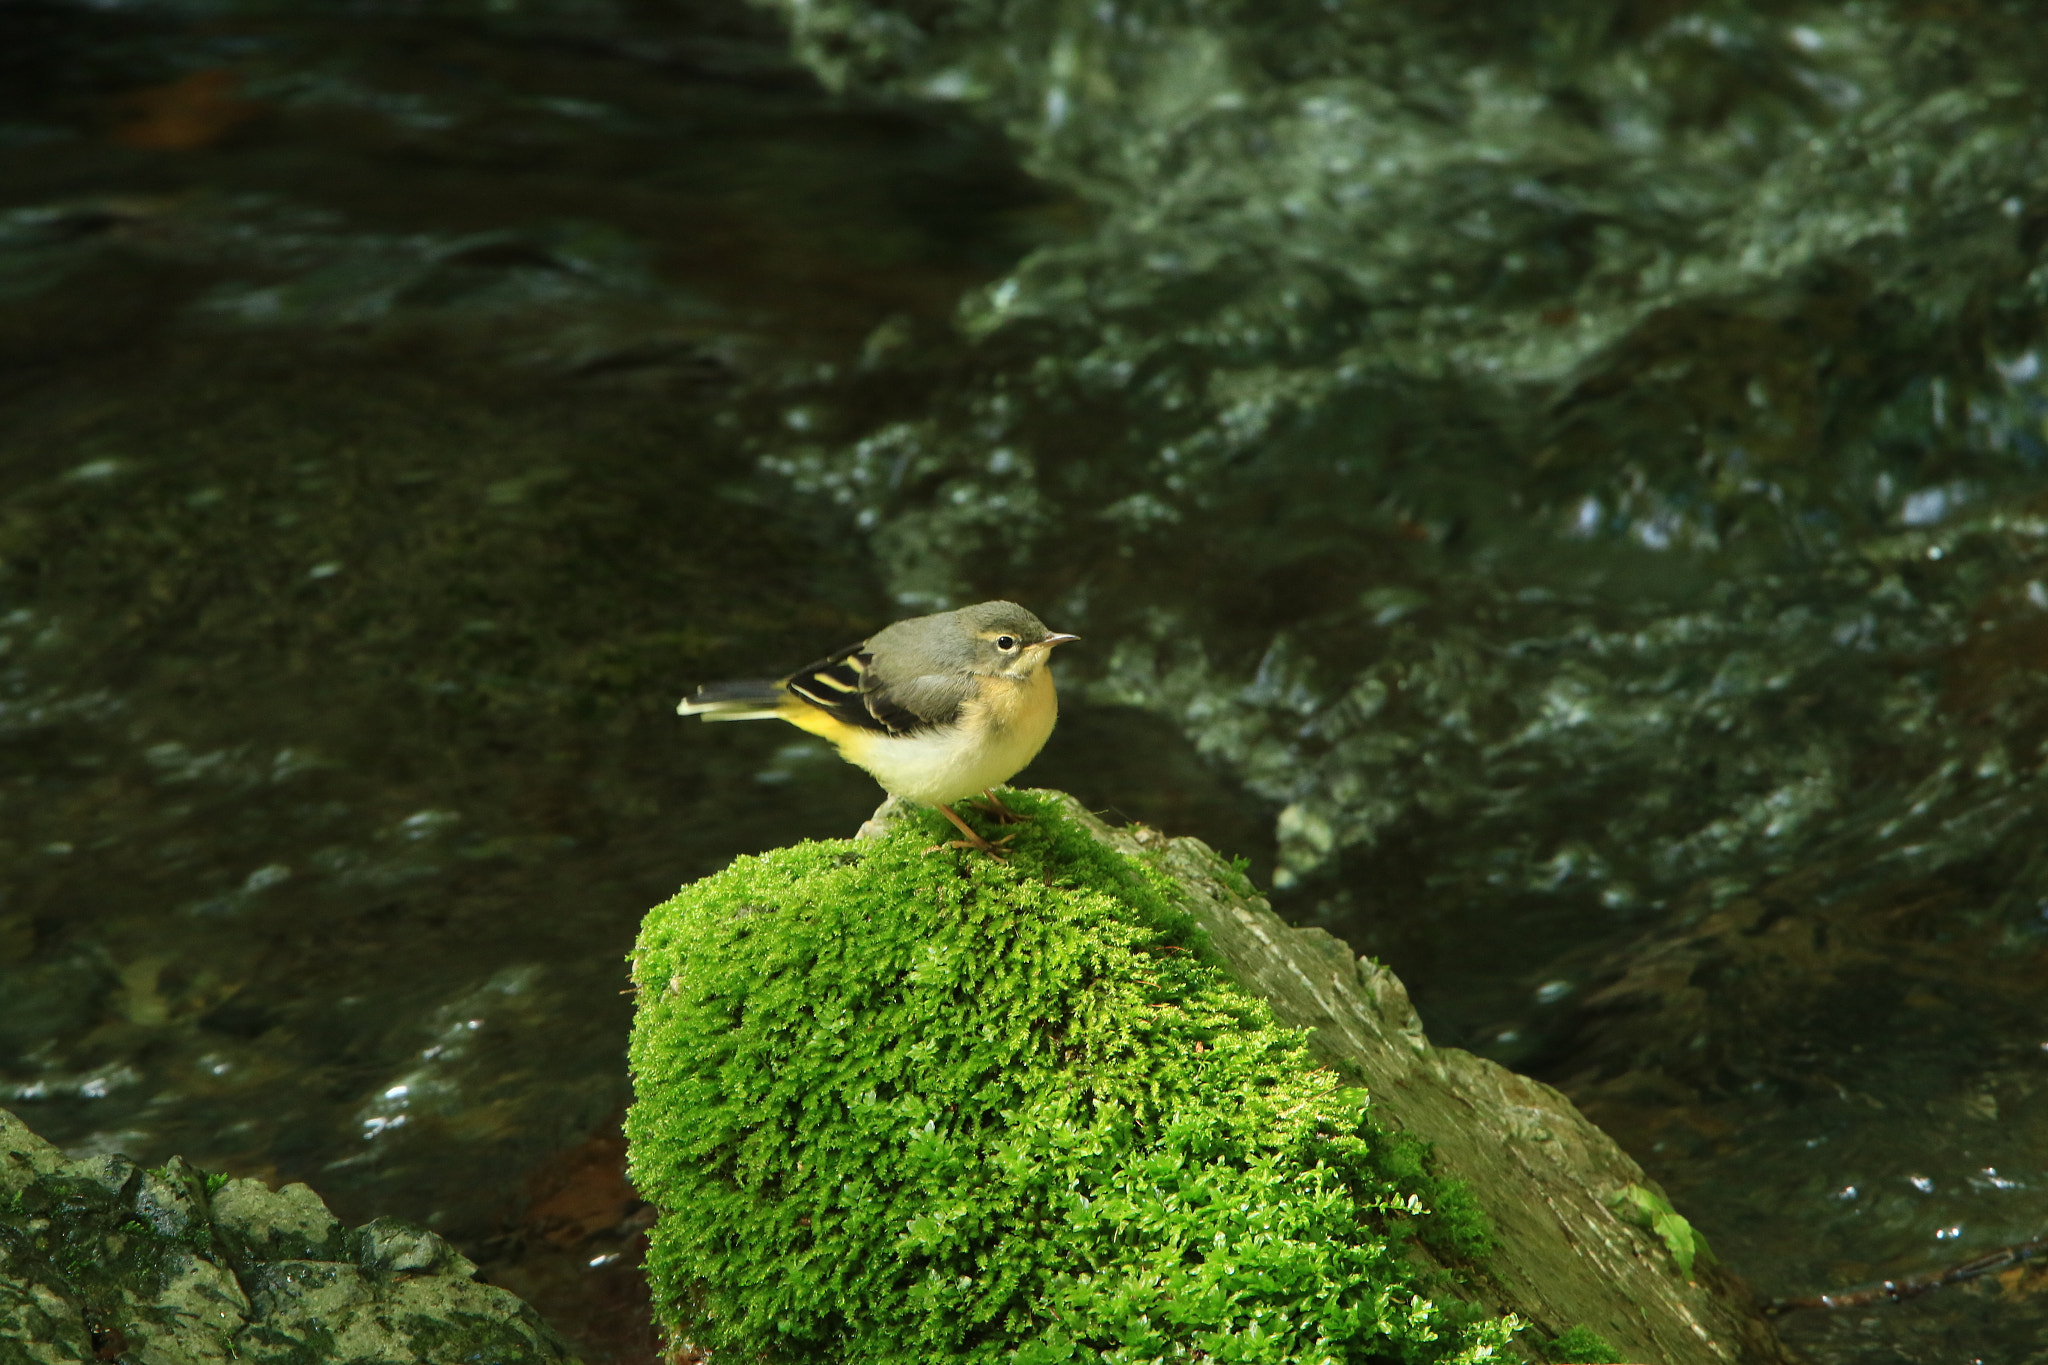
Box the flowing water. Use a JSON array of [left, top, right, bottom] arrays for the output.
[[5, 1, 2048, 1360]]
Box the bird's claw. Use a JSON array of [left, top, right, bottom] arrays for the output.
[[930, 802, 1015, 858], [970, 789, 1033, 824]]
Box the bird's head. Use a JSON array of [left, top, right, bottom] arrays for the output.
[[954, 600, 1079, 679]]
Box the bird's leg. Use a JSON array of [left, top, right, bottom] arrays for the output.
[[968, 788, 1032, 824], [924, 802, 1013, 858]]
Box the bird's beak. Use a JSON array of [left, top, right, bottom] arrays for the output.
[[1041, 633, 1080, 647]]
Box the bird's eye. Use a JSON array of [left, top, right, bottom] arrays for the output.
[[996, 635, 1018, 651]]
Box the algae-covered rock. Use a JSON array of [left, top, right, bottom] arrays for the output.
[[0, 1108, 575, 1365], [628, 789, 1800, 1363]]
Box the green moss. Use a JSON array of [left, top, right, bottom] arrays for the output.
[[1545, 1325, 1626, 1363], [626, 792, 1516, 1362], [1360, 1127, 1493, 1265]]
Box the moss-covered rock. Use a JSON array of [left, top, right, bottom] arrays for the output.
[[626, 788, 1516, 1362], [0, 1108, 574, 1365]]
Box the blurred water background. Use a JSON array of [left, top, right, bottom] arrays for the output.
[[5, 0, 2048, 1359]]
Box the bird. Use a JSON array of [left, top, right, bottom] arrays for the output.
[[677, 601, 1079, 854]]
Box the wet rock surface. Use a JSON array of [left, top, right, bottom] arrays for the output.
[[0, 1106, 574, 1365]]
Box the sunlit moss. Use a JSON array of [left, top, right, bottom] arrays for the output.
[[1545, 1325, 1626, 1364], [626, 791, 1513, 1362]]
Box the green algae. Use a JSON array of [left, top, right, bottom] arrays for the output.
[[626, 791, 1513, 1362]]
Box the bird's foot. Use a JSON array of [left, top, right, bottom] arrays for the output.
[[969, 789, 1033, 824], [925, 803, 1014, 859]]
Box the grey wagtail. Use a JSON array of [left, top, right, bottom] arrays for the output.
[[677, 601, 1079, 854]]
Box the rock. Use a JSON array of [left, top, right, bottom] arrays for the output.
[[629, 789, 1526, 1363], [356, 1216, 476, 1278], [0, 1107, 576, 1365], [211, 1178, 345, 1262]]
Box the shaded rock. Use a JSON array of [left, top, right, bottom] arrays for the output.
[[0, 1108, 575, 1365], [210, 1178, 344, 1263], [356, 1216, 475, 1278]]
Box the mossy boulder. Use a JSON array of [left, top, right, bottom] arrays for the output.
[[0, 1109, 574, 1365], [626, 788, 1516, 1362], [629, 789, 1802, 1364]]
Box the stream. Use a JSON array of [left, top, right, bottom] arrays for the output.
[[4, 2, 2048, 1360]]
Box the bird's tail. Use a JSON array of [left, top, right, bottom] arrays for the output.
[[677, 678, 788, 721]]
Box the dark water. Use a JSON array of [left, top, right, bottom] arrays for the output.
[[5, 1, 2048, 1360]]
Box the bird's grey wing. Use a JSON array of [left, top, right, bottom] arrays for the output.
[[866, 669, 973, 732], [783, 645, 905, 733], [853, 611, 976, 731]]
